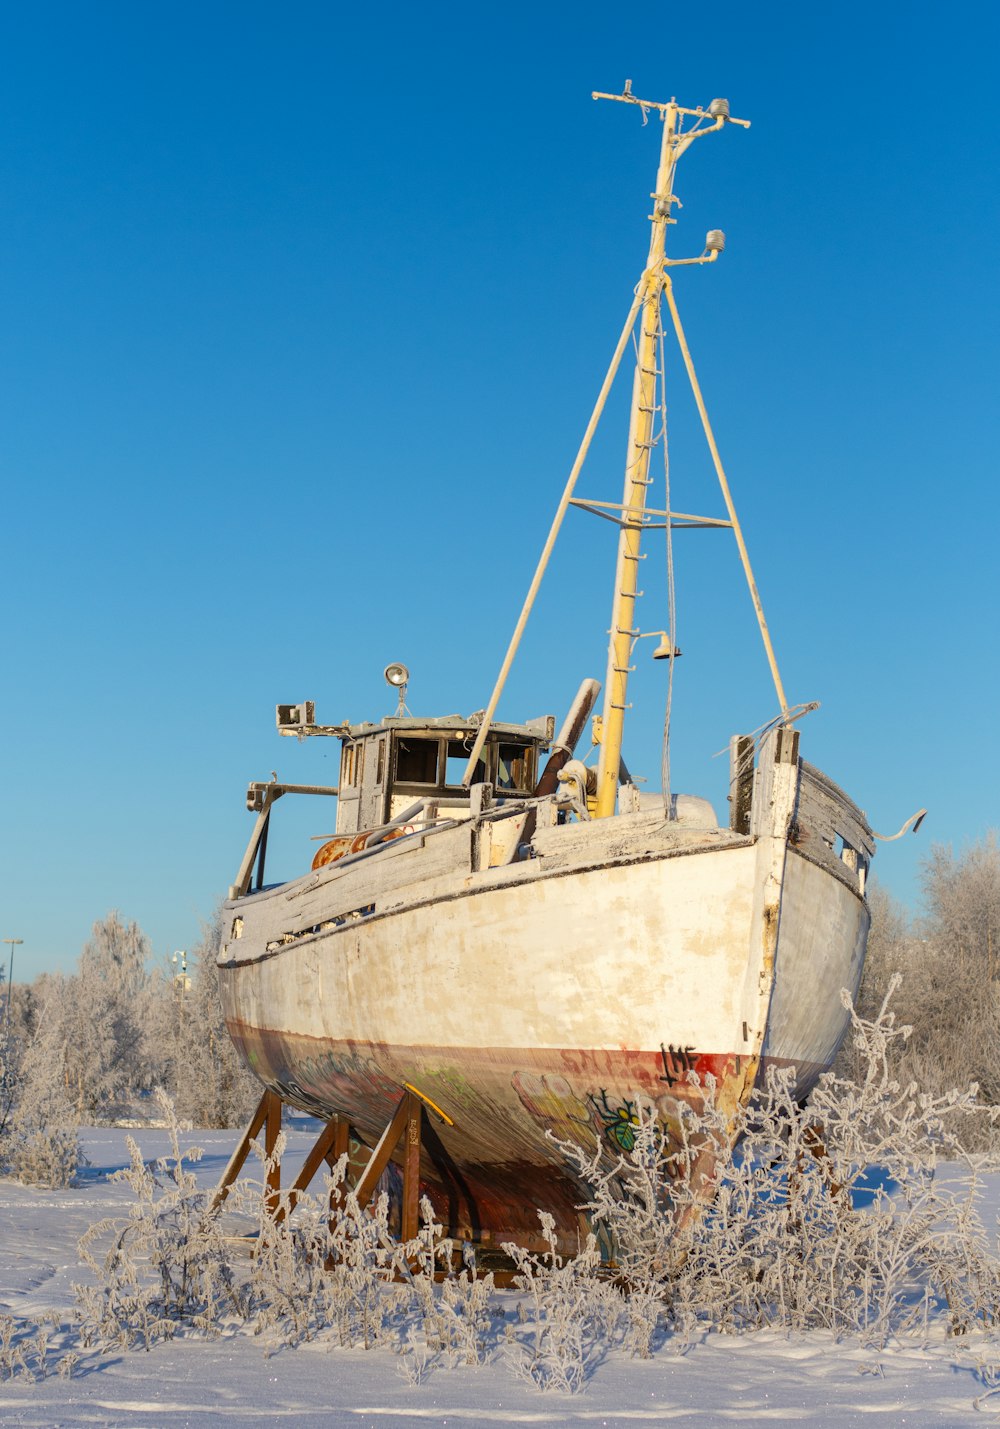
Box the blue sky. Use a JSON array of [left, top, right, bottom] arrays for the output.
[[2, 2, 998, 976]]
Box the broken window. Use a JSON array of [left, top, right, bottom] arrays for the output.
[[445, 739, 486, 787], [395, 737, 440, 785], [496, 743, 530, 791], [341, 742, 358, 786]]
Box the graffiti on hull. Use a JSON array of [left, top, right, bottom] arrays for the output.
[[511, 1043, 712, 1160], [659, 1042, 699, 1087], [589, 1088, 641, 1152]]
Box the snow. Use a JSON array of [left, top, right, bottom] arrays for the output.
[[2, 1122, 1000, 1428]]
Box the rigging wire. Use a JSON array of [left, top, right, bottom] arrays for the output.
[[658, 300, 677, 821], [719, 701, 821, 804]]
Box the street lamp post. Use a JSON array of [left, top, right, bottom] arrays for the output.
[[171, 950, 188, 995], [171, 949, 189, 1023], [1, 939, 23, 1037]]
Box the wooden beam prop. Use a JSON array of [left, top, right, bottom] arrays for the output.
[[212, 1083, 455, 1247], [212, 1087, 280, 1211]]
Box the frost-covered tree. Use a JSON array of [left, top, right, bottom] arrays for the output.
[[923, 833, 1000, 979], [0, 978, 33, 1146], [840, 838, 1000, 1120], [79, 910, 152, 1096], [833, 881, 913, 1081], [0, 1028, 21, 1148], [27, 914, 155, 1121], [158, 910, 259, 1128], [917, 834, 1000, 1102]]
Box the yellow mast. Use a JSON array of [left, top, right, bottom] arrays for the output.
[[592, 88, 751, 817], [462, 87, 786, 803], [593, 101, 677, 818]]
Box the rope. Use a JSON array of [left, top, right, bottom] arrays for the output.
[[720, 701, 821, 801], [459, 285, 645, 785]]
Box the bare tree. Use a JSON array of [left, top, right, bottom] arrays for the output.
[[832, 880, 912, 1081], [840, 837, 1000, 1125], [922, 833, 1000, 978]]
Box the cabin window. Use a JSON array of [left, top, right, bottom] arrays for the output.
[[375, 738, 386, 785], [341, 742, 358, 786], [395, 737, 439, 785], [445, 739, 486, 787], [497, 742, 530, 791]]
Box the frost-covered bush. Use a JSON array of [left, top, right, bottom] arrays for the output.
[[0, 1313, 80, 1382], [72, 991, 1000, 1397], [75, 1092, 486, 1362], [76, 1089, 249, 1348], [396, 1198, 496, 1369], [248, 1146, 404, 1352], [502, 1213, 621, 1391], [547, 980, 1000, 1350], [6, 1016, 80, 1188]]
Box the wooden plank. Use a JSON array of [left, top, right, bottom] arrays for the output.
[[401, 1098, 422, 1242], [798, 762, 875, 857], [284, 827, 472, 931], [800, 762, 874, 842], [326, 1118, 351, 1222], [264, 1090, 282, 1211], [729, 734, 754, 834], [353, 1091, 412, 1210], [212, 1088, 271, 1208], [272, 1113, 348, 1224]]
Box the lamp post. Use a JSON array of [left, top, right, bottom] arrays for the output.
[[171, 949, 188, 1022], [1, 939, 22, 1038], [171, 950, 188, 989]]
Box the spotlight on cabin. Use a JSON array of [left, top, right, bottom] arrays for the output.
[[705, 229, 726, 253], [708, 98, 730, 119], [384, 662, 410, 716], [652, 636, 682, 660], [276, 701, 316, 733], [384, 663, 409, 688]]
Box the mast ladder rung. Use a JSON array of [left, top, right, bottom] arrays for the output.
[[609, 702, 633, 711], [613, 665, 636, 675], [613, 626, 640, 637]]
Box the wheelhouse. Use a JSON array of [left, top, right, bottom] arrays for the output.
[[335, 716, 553, 836], [230, 709, 555, 900]]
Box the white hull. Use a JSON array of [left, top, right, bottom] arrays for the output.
[[219, 735, 871, 1246]]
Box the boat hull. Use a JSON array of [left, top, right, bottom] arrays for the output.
[[219, 812, 868, 1247]]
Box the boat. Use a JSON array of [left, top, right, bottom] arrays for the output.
[[217, 86, 882, 1252]]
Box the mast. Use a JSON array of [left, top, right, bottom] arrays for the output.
[[591, 88, 752, 817], [461, 87, 782, 799], [593, 102, 677, 818]]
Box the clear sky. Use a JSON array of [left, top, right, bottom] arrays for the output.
[[2, 2, 998, 977]]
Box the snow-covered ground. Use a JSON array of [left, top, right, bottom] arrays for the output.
[[2, 1122, 1000, 1428]]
